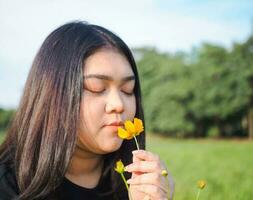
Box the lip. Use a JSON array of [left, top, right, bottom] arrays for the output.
[[104, 121, 124, 132], [106, 121, 124, 126], [104, 122, 123, 132]]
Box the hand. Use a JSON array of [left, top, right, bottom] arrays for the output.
[[124, 150, 174, 200]]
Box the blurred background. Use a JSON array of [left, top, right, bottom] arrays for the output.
[[0, 0, 253, 199]]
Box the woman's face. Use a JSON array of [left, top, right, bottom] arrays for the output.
[[78, 48, 136, 154]]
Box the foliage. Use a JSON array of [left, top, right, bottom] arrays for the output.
[[0, 108, 15, 132], [134, 34, 253, 137]]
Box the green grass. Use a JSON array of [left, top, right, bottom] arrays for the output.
[[0, 132, 252, 199], [147, 134, 253, 200]]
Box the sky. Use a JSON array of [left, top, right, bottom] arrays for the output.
[[0, 0, 252, 108]]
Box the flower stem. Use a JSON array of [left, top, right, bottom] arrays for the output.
[[133, 136, 140, 150], [120, 173, 133, 200], [120, 173, 129, 190], [196, 189, 201, 200]]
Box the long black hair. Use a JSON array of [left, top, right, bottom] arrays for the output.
[[0, 21, 145, 199]]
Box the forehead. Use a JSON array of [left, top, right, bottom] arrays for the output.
[[83, 49, 134, 77]]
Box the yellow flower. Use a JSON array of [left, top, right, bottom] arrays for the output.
[[114, 160, 133, 200], [197, 180, 206, 189], [117, 118, 144, 140], [118, 127, 133, 140], [124, 120, 136, 135], [133, 118, 144, 135], [114, 160, 125, 174]]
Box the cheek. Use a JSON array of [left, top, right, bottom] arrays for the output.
[[80, 96, 104, 132]]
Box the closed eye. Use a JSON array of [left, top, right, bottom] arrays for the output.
[[85, 88, 105, 94], [122, 90, 134, 96], [84, 87, 134, 96]]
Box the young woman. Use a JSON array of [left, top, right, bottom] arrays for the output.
[[0, 21, 174, 200]]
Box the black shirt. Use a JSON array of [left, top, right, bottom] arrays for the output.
[[59, 177, 115, 200], [0, 163, 122, 200]]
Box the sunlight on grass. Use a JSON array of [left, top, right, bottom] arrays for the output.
[[146, 134, 253, 200]]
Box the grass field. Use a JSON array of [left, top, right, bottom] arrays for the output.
[[146, 134, 253, 200], [0, 132, 252, 199]]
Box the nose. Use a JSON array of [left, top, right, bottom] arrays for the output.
[[105, 89, 124, 114]]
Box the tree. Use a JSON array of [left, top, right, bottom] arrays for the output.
[[133, 34, 253, 138]]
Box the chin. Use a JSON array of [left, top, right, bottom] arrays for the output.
[[100, 139, 122, 154]]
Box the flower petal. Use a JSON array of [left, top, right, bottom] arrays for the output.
[[115, 160, 125, 173], [117, 127, 130, 139], [134, 118, 144, 135], [126, 134, 134, 140], [124, 120, 136, 135], [197, 180, 206, 189]]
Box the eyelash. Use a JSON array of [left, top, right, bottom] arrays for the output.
[[87, 89, 105, 95], [122, 91, 134, 96], [85, 89, 134, 96]]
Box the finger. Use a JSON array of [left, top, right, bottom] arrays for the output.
[[135, 184, 167, 200], [131, 154, 143, 179], [127, 172, 168, 193], [143, 195, 151, 200], [125, 160, 161, 173], [132, 150, 160, 162], [133, 152, 139, 163], [131, 151, 157, 178]]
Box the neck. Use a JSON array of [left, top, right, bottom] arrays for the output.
[[65, 145, 104, 188]]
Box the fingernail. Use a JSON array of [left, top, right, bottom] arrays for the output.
[[132, 150, 139, 154], [126, 179, 133, 184], [124, 164, 133, 172]]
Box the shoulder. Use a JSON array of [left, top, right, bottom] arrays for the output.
[[0, 162, 19, 200]]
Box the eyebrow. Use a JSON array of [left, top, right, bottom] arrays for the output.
[[83, 74, 135, 82]]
